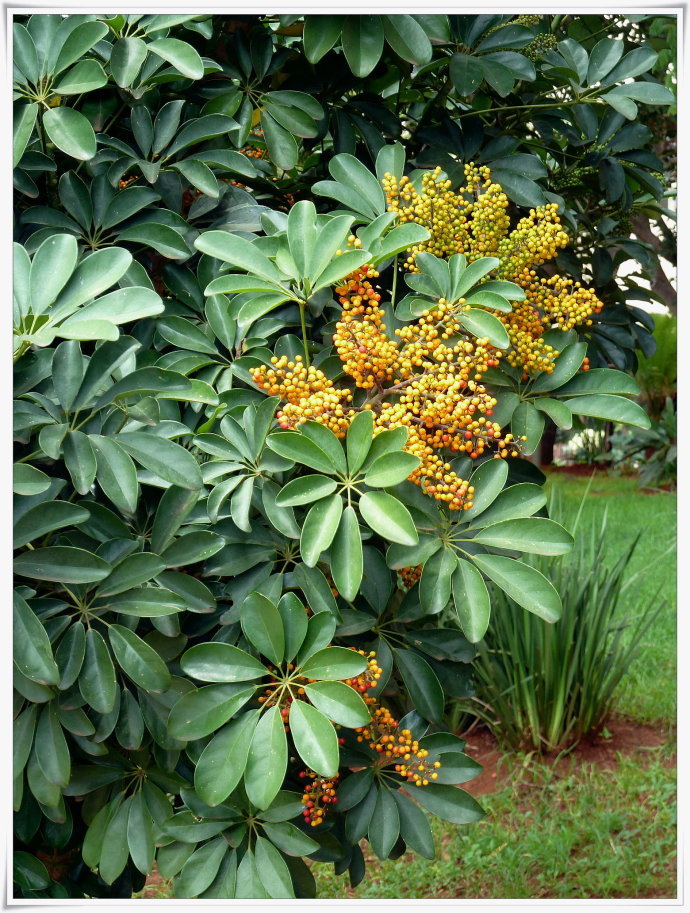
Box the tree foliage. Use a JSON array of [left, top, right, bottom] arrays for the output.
[[13, 12, 674, 899]]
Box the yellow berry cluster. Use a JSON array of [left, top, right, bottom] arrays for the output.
[[253, 261, 520, 510], [398, 565, 422, 588], [383, 163, 604, 377], [299, 769, 339, 826], [383, 166, 473, 266], [344, 650, 383, 698], [355, 705, 440, 785], [253, 355, 354, 437]]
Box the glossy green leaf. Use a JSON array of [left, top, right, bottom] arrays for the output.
[[261, 111, 298, 171], [79, 629, 117, 714], [452, 559, 491, 643], [341, 15, 384, 78], [254, 835, 294, 898], [176, 836, 227, 898], [14, 546, 111, 583], [43, 107, 96, 161], [161, 531, 225, 567], [393, 790, 435, 858], [346, 409, 374, 474], [275, 474, 337, 506], [14, 103, 38, 168], [459, 308, 510, 348], [53, 58, 107, 94], [56, 622, 85, 690], [266, 432, 335, 474], [13, 463, 51, 496], [63, 430, 97, 494], [35, 703, 70, 788], [359, 491, 418, 546], [195, 710, 260, 806], [555, 368, 639, 397], [181, 642, 267, 682], [30, 232, 78, 313], [107, 587, 184, 617], [562, 394, 651, 429], [299, 421, 347, 475], [97, 552, 165, 598], [13, 500, 89, 549], [535, 397, 573, 429], [300, 646, 367, 681], [300, 494, 343, 567], [510, 401, 545, 456], [262, 821, 319, 856], [475, 517, 574, 555], [405, 783, 485, 824], [468, 483, 546, 527], [148, 37, 204, 79], [110, 36, 148, 87], [99, 795, 132, 884], [304, 681, 370, 727], [289, 699, 339, 777], [117, 432, 203, 489], [303, 14, 343, 63], [245, 705, 288, 810], [364, 451, 420, 487], [330, 505, 363, 602], [13, 704, 37, 778], [241, 592, 284, 665], [419, 546, 457, 614], [368, 786, 400, 859], [108, 624, 171, 692], [394, 648, 444, 721], [123, 795, 153, 878], [531, 342, 587, 392], [473, 554, 562, 622], [382, 14, 432, 64]]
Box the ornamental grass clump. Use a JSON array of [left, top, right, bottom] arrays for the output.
[[458, 487, 663, 752]]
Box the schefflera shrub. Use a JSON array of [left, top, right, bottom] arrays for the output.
[[14, 168, 650, 898], [13, 14, 662, 900]]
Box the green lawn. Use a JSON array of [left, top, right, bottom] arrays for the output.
[[315, 470, 677, 900], [316, 752, 676, 899]]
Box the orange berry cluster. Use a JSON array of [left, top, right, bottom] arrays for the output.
[[299, 769, 339, 826], [383, 163, 604, 377], [334, 266, 401, 389], [344, 650, 383, 698], [355, 705, 440, 786], [398, 565, 422, 588]]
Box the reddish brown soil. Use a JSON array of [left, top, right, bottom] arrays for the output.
[[461, 714, 673, 797]]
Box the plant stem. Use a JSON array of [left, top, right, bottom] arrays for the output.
[[299, 301, 310, 367], [391, 254, 399, 307]]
